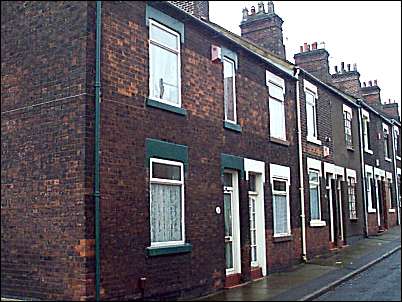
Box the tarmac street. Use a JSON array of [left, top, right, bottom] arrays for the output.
[[315, 250, 401, 301], [196, 226, 401, 301]]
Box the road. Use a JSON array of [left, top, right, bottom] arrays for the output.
[[315, 250, 401, 301]]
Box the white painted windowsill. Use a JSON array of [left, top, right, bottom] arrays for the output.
[[389, 209, 396, 213], [385, 157, 392, 162], [368, 208, 377, 213], [364, 149, 373, 155], [307, 136, 322, 146], [396, 156, 401, 161], [309, 220, 326, 227]]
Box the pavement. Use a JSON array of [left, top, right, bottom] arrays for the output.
[[195, 226, 401, 301]]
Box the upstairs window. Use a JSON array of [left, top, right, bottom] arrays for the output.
[[223, 58, 237, 123], [149, 20, 181, 106], [267, 71, 286, 141], [362, 111, 372, 153], [383, 125, 391, 160], [343, 109, 353, 148], [306, 90, 318, 140]]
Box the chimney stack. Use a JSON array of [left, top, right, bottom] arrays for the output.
[[331, 61, 362, 98], [240, 1, 286, 59], [361, 79, 382, 111], [294, 41, 331, 83]]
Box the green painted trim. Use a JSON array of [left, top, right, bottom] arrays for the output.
[[224, 121, 242, 133], [222, 46, 238, 69], [146, 98, 187, 116], [146, 138, 188, 170], [221, 153, 244, 179], [146, 4, 184, 43], [146, 243, 192, 256]]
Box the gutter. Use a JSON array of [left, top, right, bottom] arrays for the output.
[[357, 104, 369, 237], [295, 68, 307, 262], [94, 1, 102, 301], [391, 126, 401, 225]]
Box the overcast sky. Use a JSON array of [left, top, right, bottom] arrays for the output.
[[209, 1, 401, 115]]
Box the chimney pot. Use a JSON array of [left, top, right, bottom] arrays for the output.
[[369, 80, 372, 86], [334, 65, 338, 73], [363, 82, 366, 87], [341, 62, 345, 72], [267, 1, 275, 14], [251, 6, 256, 15], [242, 7, 249, 20], [347, 64, 351, 71], [312, 42, 318, 50], [258, 1, 265, 13], [353, 63, 357, 71], [304, 42, 308, 52], [307, 44, 311, 51], [300, 46, 303, 53], [374, 79, 377, 86]]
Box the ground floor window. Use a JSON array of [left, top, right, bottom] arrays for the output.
[[348, 176, 357, 220], [150, 158, 184, 246]]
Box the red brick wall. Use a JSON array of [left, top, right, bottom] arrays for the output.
[[1, 1, 96, 300], [97, 1, 301, 300]]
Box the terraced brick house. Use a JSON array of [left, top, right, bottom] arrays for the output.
[[1, 1, 400, 301]]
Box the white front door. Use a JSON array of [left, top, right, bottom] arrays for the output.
[[224, 171, 241, 275]]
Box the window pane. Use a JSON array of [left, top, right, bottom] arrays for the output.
[[249, 174, 257, 192], [270, 98, 285, 139], [309, 184, 320, 220], [273, 180, 286, 192], [152, 162, 181, 180], [305, 91, 315, 105], [306, 102, 316, 137], [274, 194, 288, 234], [224, 173, 233, 187], [269, 82, 283, 100], [150, 44, 179, 104], [224, 59, 235, 122], [309, 171, 319, 182], [150, 24, 178, 50], [150, 184, 182, 243]]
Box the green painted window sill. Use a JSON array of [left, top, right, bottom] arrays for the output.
[[146, 97, 187, 116], [224, 121, 242, 132], [146, 243, 192, 257]]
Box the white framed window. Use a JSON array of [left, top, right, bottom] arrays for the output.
[[270, 164, 291, 237], [383, 124, 391, 161], [150, 158, 184, 247], [149, 19, 181, 107], [362, 110, 372, 154], [248, 173, 258, 266], [347, 176, 357, 220], [223, 58, 237, 123], [343, 106, 353, 148], [394, 127, 401, 160], [304, 80, 321, 145], [309, 169, 321, 221], [267, 71, 286, 141]]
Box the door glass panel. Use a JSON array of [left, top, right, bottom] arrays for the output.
[[224, 193, 232, 237], [225, 242, 233, 269]]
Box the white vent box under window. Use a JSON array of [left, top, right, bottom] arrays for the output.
[[323, 146, 330, 157], [377, 132, 382, 139], [211, 45, 222, 62]]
